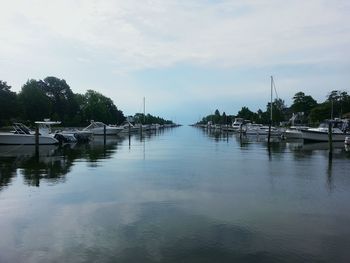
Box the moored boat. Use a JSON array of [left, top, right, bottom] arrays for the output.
[[300, 119, 349, 142], [83, 121, 123, 135], [283, 126, 310, 139], [0, 123, 59, 145]]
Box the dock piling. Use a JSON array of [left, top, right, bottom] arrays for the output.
[[35, 124, 39, 156], [103, 124, 106, 145], [328, 122, 333, 159]]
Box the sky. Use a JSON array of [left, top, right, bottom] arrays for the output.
[[1, 0, 350, 124]]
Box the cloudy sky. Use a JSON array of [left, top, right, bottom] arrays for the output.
[[1, 0, 349, 124]]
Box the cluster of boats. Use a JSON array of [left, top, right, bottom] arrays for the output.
[[196, 118, 350, 144], [0, 120, 179, 145]]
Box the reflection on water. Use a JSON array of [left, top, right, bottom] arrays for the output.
[[1, 127, 350, 263]]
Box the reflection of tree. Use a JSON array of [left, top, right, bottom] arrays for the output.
[[0, 157, 17, 191], [20, 154, 71, 187], [0, 136, 125, 191]]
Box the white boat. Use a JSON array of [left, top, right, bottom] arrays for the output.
[[243, 123, 281, 136], [300, 120, 349, 142], [0, 123, 59, 145], [283, 126, 310, 139], [118, 122, 140, 134], [35, 120, 93, 143], [83, 121, 123, 135], [231, 118, 244, 132]]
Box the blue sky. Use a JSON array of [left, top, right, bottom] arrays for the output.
[[1, 0, 350, 124]]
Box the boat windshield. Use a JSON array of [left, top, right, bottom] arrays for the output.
[[13, 123, 31, 134], [84, 122, 105, 130], [318, 120, 349, 132]]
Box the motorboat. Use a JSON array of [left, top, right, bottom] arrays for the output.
[[60, 130, 92, 142], [283, 126, 310, 139], [118, 121, 140, 134], [35, 120, 92, 143], [83, 121, 123, 135], [0, 123, 59, 145], [300, 119, 349, 142], [243, 123, 282, 136], [231, 118, 244, 132]]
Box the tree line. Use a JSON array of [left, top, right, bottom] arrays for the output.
[[197, 90, 350, 126], [0, 77, 172, 127]]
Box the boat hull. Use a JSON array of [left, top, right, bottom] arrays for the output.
[[284, 130, 303, 139], [89, 128, 122, 135], [301, 130, 347, 142], [0, 133, 58, 145]]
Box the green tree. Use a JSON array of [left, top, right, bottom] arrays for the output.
[[213, 109, 221, 124], [18, 80, 52, 122], [221, 112, 227, 124], [82, 90, 125, 124], [291, 92, 317, 116], [309, 103, 331, 123], [0, 81, 18, 125], [327, 90, 350, 118], [266, 98, 287, 125], [42, 77, 79, 123], [237, 106, 258, 122]]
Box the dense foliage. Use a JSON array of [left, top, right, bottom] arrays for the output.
[[197, 90, 350, 126], [1, 77, 127, 126], [133, 113, 174, 125], [0, 81, 18, 126], [0, 77, 176, 127]]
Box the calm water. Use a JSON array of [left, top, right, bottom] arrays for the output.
[[1, 126, 350, 263]]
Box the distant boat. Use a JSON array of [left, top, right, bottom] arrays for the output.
[[118, 121, 140, 134], [83, 121, 123, 135], [300, 119, 349, 142], [0, 122, 59, 145], [232, 118, 244, 132]]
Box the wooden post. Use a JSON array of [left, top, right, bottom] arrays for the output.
[[328, 121, 333, 159], [103, 124, 106, 145], [239, 124, 243, 139], [268, 123, 271, 145], [35, 124, 39, 156], [128, 123, 131, 147]]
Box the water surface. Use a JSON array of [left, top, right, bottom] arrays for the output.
[[1, 127, 350, 262]]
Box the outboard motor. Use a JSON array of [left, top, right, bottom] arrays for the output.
[[54, 133, 68, 143]]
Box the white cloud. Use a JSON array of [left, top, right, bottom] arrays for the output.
[[1, 0, 349, 123], [1, 0, 349, 71]]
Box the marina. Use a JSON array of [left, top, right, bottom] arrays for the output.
[[1, 1, 350, 262], [1, 126, 350, 262]]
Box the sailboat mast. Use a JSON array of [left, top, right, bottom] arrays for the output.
[[143, 97, 146, 123], [270, 76, 273, 123], [268, 76, 273, 145]]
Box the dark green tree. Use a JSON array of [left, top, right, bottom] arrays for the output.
[[237, 106, 258, 122], [42, 77, 79, 123], [18, 80, 52, 122], [0, 81, 18, 125], [309, 103, 332, 123], [327, 90, 350, 118], [221, 112, 227, 124], [266, 98, 287, 125], [82, 90, 125, 124], [213, 109, 221, 124], [291, 92, 317, 116]]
